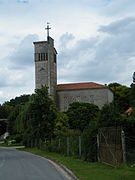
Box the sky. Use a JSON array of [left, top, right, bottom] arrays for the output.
[[0, 0, 135, 103]]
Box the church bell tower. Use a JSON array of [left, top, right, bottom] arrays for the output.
[[33, 23, 57, 101]]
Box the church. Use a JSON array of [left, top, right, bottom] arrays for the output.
[[33, 24, 113, 111]]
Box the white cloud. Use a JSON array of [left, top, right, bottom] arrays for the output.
[[0, 34, 38, 103], [0, 0, 135, 103], [58, 17, 135, 86], [9, 34, 39, 69], [102, 0, 135, 17]]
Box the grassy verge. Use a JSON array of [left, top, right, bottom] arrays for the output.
[[0, 142, 23, 147], [21, 148, 135, 180]]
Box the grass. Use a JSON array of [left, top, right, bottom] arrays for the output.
[[21, 147, 135, 180], [0, 142, 23, 147]]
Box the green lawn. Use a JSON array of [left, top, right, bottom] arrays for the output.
[[21, 148, 135, 180]]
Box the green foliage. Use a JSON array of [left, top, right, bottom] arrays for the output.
[[124, 107, 135, 136], [4, 94, 30, 135], [23, 86, 57, 143], [108, 83, 130, 112], [0, 104, 7, 118], [82, 120, 98, 161], [0, 121, 7, 136], [54, 112, 69, 136], [4, 94, 30, 107], [8, 105, 21, 135], [108, 82, 121, 89], [130, 83, 135, 107], [7, 134, 23, 144], [98, 103, 122, 128], [67, 102, 99, 132], [0, 104, 7, 135]]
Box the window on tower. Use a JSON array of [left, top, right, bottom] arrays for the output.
[[54, 54, 56, 63], [35, 53, 49, 61], [45, 53, 48, 61], [38, 53, 40, 61], [41, 53, 45, 61]]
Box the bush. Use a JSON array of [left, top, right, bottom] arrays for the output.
[[82, 120, 98, 161]]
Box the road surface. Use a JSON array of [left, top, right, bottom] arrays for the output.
[[0, 147, 68, 180]]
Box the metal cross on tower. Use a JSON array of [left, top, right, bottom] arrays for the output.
[[45, 22, 51, 39]]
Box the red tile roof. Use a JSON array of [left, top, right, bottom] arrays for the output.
[[57, 82, 106, 91]]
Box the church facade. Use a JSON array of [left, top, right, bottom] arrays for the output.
[[33, 27, 113, 111]]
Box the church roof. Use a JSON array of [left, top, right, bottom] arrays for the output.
[[57, 82, 107, 91]]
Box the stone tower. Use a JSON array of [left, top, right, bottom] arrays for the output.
[[33, 24, 57, 101]]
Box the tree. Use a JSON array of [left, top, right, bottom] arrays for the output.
[[0, 104, 8, 135], [98, 103, 122, 128], [130, 83, 135, 107], [67, 102, 99, 132], [108, 83, 130, 112], [8, 105, 21, 135], [0, 104, 7, 118], [0, 121, 7, 136], [54, 112, 69, 136], [23, 86, 57, 142], [82, 120, 98, 161], [3, 94, 30, 135], [4, 95, 30, 107]]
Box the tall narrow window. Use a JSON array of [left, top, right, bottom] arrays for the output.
[[54, 54, 56, 63], [45, 53, 48, 61], [41, 53, 43, 61], [40, 53, 41, 61], [38, 53, 40, 61]]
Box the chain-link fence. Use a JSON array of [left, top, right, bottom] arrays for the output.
[[25, 134, 97, 161]]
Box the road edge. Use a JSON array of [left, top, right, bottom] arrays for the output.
[[46, 157, 78, 180], [17, 148, 78, 180]]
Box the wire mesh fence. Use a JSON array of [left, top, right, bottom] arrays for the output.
[[125, 135, 135, 165], [24, 127, 135, 166], [25, 134, 97, 161]]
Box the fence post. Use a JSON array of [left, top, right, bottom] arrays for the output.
[[67, 137, 69, 156], [97, 134, 100, 162], [79, 136, 81, 157], [121, 130, 126, 163]]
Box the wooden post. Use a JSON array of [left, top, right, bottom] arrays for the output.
[[121, 130, 126, 163], [97, 134, 100, 162], [67, 137, 69, 156], [79, 136, 81, 157]]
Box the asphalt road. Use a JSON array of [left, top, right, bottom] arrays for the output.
[[0, 147, 68, 180]]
